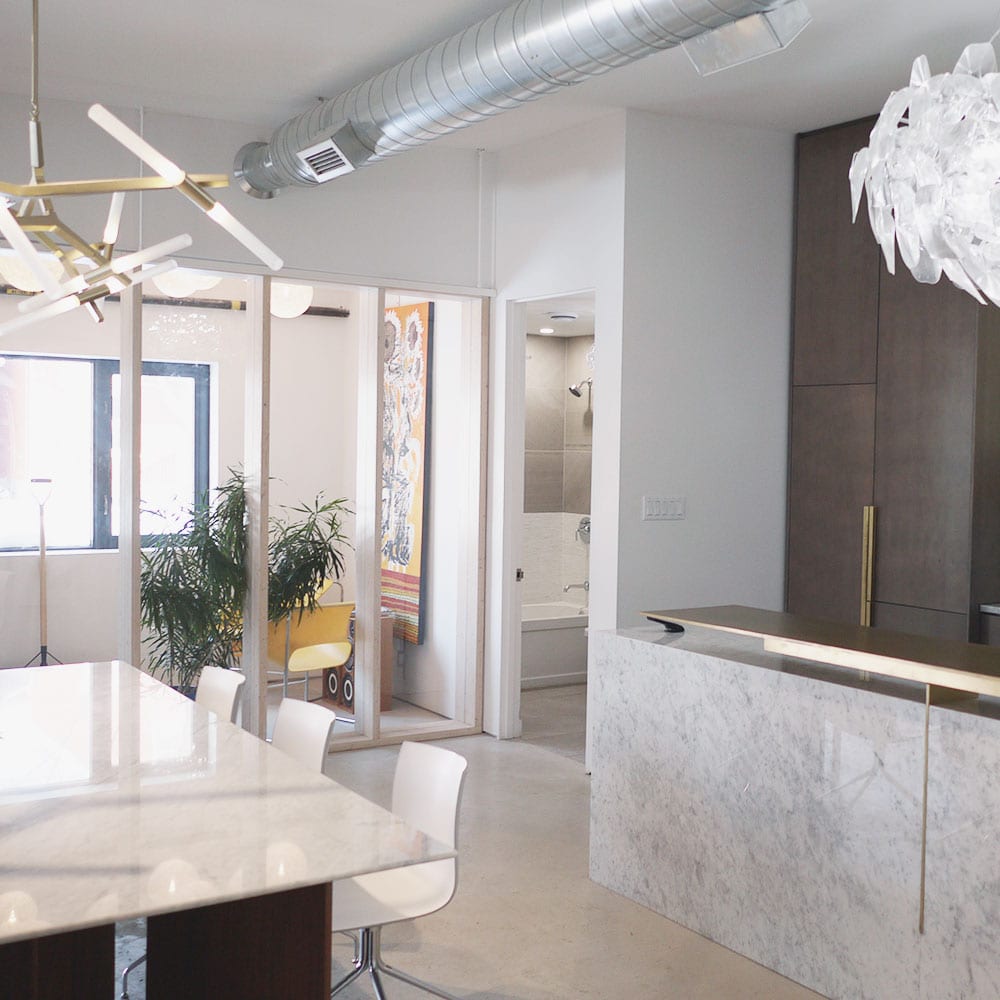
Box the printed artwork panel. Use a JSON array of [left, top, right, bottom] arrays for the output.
[[380, 302, 432, 644]]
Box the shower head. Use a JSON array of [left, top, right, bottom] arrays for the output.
[[569, 376, 592, 397]]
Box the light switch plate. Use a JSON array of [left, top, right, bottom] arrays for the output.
[[642, 496, 686, 521]]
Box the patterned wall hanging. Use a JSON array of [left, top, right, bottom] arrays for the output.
[[380, 302, 433, 644]]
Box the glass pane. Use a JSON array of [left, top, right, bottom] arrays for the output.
[[111, 373, 196, 536], [267, 280, 358, 731], [379, 292, 484, 734], [0, 356, 93, 549]]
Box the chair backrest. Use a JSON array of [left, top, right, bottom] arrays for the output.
[[266, 601, 356, 664], [271, 698, 336, 772], [195, 666, 246, 723], [391, 741, 468, 850]]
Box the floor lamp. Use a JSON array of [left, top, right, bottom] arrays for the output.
[[25, 477, 60, 667]]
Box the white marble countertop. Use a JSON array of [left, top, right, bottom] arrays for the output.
[[0, 661, 453, 943], [602, 622, 1000, 715]]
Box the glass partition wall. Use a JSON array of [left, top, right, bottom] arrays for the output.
[[0, 272, 486, 749], [0, 293, 127, 668]]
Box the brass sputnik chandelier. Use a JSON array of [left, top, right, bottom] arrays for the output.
[[0, 0, 283, 337]]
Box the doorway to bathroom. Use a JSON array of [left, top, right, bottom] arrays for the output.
[[519, 292, 594, 752]]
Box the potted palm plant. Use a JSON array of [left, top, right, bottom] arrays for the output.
[[140, 470, 350, 691]]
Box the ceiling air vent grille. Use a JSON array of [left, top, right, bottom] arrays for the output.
[[296, 137, 355, 182]]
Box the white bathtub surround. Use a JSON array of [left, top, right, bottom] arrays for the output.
[[521, 603, 588, 689], [521, 512, 589, 610], [520, 512, 590, 689], [589, 625, 1000, 1000]]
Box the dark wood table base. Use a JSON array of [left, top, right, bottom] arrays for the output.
[[148, 882, 332, 1000]]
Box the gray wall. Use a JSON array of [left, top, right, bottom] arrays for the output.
[[524, 334, 594, 514]]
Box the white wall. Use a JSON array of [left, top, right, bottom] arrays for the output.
[[489, 108, 794, 735], [488, 111, 627, 735], [268, 295, 360, 602], [616, 111, 794, 623], [390, 297, 481, 722], [0, 93, 489, 291]]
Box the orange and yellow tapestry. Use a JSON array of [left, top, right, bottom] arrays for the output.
[[380, 302, 433, 644]]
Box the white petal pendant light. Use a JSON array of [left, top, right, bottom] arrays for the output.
[[851, 41, 1000, 305], [270, 282, 314, 319], [151, 267, 223, 298]]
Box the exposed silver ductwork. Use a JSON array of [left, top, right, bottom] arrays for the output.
[[234, 0, 800, 198]]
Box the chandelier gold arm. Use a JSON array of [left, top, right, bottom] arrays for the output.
[[0, 173, 228, 198]]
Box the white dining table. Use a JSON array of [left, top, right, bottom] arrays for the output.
[[0, 661, 454, 1000]]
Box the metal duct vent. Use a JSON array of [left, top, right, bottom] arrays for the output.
[[297, 138, 353, 181], [234, 0, 804, 199]]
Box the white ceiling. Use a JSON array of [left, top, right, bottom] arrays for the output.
[[1, 0, 998, 152]]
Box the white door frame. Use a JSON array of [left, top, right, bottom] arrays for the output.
[[483, 297, 526, 738]]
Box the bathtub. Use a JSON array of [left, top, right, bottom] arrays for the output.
[[521, 602, 588, 689]]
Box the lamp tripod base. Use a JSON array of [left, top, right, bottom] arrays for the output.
[[24, 644, 62, 667]]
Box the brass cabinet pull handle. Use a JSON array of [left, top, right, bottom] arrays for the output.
[[860, 505, 876, 626]]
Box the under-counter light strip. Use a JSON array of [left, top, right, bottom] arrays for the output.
[[763, 636, 1000, 698]]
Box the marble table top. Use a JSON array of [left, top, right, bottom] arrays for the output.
[[0, 661, 453, 943]]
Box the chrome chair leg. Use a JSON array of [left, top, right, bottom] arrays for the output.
[[379, 961, 463, 1000], [121, 952, 146, 999], [331, 926, 462, 1000]]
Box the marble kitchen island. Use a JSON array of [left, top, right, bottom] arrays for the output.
[[589, 608, 1000, 1000]]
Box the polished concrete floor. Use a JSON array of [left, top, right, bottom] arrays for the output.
[[117, 687, 823, 999], [326, 731, 823, 1000], [517, 684, 588, 763]]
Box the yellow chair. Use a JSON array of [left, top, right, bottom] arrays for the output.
[[267, 600, 355, 701]]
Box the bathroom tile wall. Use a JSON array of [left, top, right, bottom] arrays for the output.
[[524, 334, 593, 515], [522, 333, 594, 609], [521, 511, 591, 607]]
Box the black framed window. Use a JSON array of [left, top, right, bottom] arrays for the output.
[[0, 354, 209, 551]]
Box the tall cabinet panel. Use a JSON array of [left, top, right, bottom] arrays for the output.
[[787, 385, 875, 623], [792, 120, 880, 386], [786, 118, 879, 623], [787, 119, 1000, 641], [872, 265, 979, 615]]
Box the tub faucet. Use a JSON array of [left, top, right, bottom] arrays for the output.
[[563, 580, 589, 593]]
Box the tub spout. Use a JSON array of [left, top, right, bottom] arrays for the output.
[[563, 581, 589, 593]]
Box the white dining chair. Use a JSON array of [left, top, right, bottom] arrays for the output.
[[194, 665, 246, 723], [330, 740, 469, 1000], [270, 697, 337, 772]]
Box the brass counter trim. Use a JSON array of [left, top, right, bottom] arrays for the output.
[[919, 683, 930, 935], [860, 505, 876, 627]]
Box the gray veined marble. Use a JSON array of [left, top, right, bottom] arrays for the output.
[[0, 661, 452, 943], [589, 626, 1000, 1000]]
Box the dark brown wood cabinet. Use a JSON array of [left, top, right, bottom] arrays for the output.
[[786, 120, 1000, 641]]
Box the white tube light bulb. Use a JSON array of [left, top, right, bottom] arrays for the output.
[[121, 258, 179, 290], [18, 274, 87, 312], [0, 204, 62, 298], [110, 234, 192, 275], [205, 203, 283, 271], [103, 192, 126, 246], [17, 235, 191, 314], [88, 105, 185, 186], [0, 294, 80, 337]]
